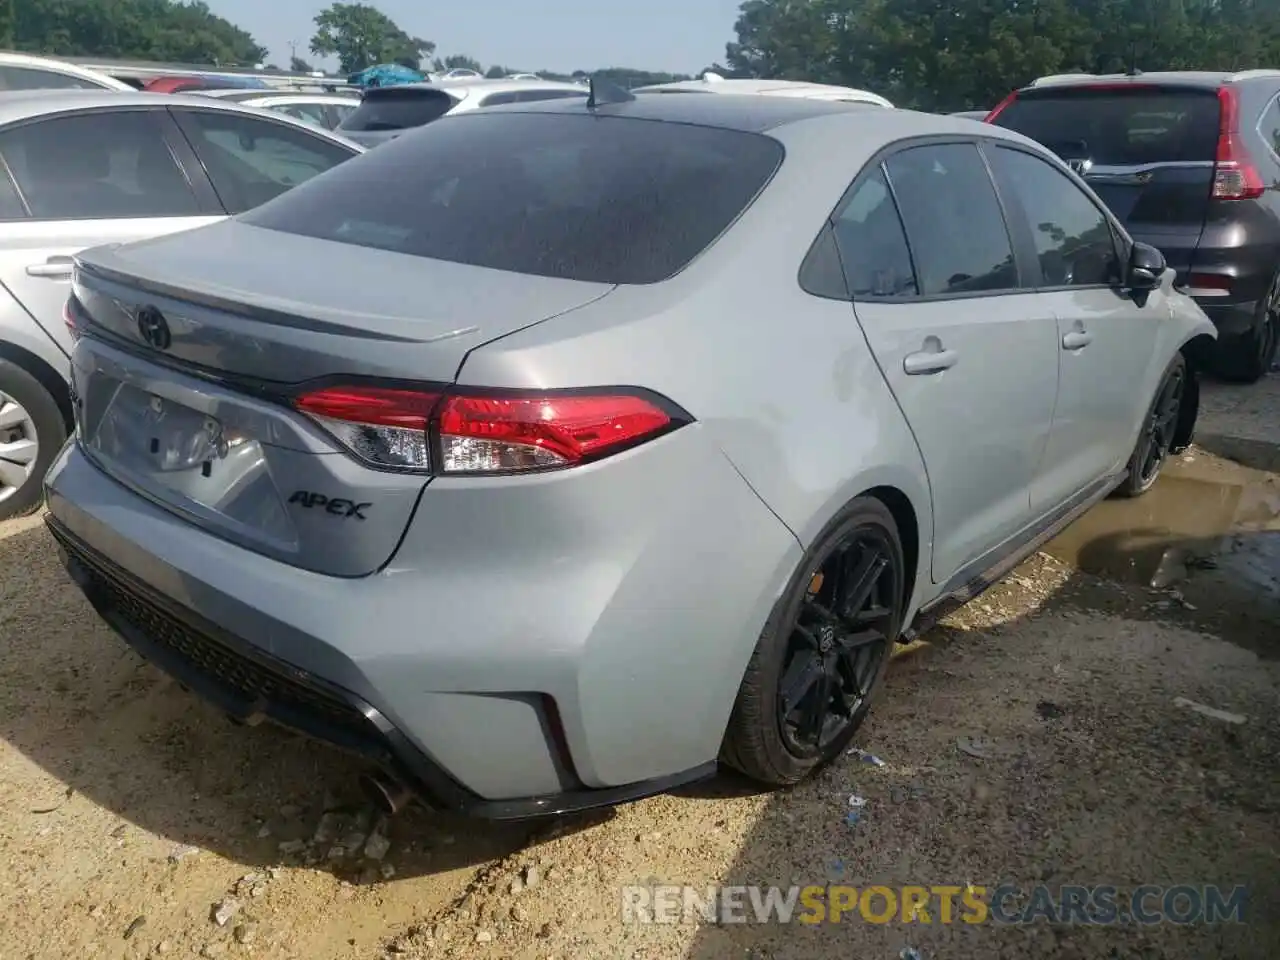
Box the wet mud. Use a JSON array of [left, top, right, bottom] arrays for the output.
[[1045, 448, 1280, 658]]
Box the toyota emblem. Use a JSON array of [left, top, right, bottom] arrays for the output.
[[136, 305, 171, 350]]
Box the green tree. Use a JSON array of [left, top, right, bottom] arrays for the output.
[[12, 0, 266, 64], [724, 0, 1280, 112], [310, 2, 434, 73], [289, 54, 314, 72], [434, 54, 483, 73]]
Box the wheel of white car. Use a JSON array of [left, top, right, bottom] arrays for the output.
[[0, 358, 66, 521]]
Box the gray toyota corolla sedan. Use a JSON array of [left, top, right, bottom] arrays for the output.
[[44, 88, 1215, 819]]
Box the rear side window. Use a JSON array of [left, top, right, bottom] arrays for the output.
[[1259, 97, 1280, 160], [339, 90, 458, 132], [0, 110, 199, 220], [991, 88, 1221, 165], [0, 65, 106, 90], [240, 112, 784, 284], [174, 110, 355, 213], [884, 143, 1017, 296], [831, 167, 917, 298]]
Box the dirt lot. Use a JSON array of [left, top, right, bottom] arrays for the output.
[[2, 436, 1278, 959]]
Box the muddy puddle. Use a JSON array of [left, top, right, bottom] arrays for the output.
[[1044, 449, 1280, 657]]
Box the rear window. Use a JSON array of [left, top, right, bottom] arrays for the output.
[[240, 112, 784, 284], [339, 89, 458, 132], [991, 87, 1221, 165]]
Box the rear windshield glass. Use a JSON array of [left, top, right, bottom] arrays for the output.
[[241, 112, 784, 284], [339, 90, 457, 132], [991, 88, 1221, 165]]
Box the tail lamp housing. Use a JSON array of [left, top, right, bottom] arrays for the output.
[[293, 383, 692, 476], [1212, 85, 1265, 201]]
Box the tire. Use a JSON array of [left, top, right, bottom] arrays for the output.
[[1214, 275, 1279, 384], [1115, 353, 1187, 500], [721, 496, 905, 786], [0, 358, 66, 522]]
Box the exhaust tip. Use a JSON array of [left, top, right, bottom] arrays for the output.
[[360, 772, 413, 816]]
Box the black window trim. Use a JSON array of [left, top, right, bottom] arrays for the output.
[[0, 105, 218, 224], [167, 106, 358, 215], [800, 133, 1032, 305], [981, 139, 1132, 294]]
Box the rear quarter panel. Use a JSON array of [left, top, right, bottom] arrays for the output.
[[454, 113, 938, 620]]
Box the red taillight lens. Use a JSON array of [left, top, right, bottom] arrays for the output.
[[63, 297, 81, 343], [1213, 86, 1265, 201], [292, 385, 686, 475]]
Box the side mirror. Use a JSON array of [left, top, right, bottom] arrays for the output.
[[1126, 241, 1166, 290]]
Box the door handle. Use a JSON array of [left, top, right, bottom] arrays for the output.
[[25, 257, 74, 280], [1062, 330, 1094, 350], [903, 346, 958, 375]]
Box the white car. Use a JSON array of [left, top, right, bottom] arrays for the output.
[[635, 72, 893, 108], [197, 89, 361, 130], [0, 52, 132, 92], [0, 90, 363, 519], [336, 78, 589, 147]]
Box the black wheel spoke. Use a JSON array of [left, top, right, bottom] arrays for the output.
[[835, 545, 888, 621], [779, 655, 822, 715], [798, 667, 833, 742]]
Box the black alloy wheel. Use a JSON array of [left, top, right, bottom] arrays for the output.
[[722, 497, 904, 785], [1116, 353, 1186, 499]]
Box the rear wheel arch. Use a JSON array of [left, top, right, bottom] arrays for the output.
[[0, 340, 72, 430], [862, 485, 919, 623]]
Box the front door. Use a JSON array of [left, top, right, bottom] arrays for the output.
[[984, 143, 1165, 511], [0, 109, 221, 359], [836, 141, 1060, 584]]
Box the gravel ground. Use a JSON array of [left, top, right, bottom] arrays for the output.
[[2, 452, 1278, 959]]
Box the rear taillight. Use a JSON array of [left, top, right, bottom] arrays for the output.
[[293, 384, 690, 475], [63, 296, 81, 343], [1212, 86, 1265, 201], [984, 90, 1018, 122]]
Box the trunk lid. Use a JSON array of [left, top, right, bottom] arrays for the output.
[[990, 84, 1223, 280], [69, 220, 613, 576]]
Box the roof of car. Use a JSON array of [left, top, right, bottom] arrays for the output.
[[0, 50, 133, 90], [365, 77, 586, 98], [0, 89, 365, 143], [633, 75, 893, 107], [1025, 69, 1280, 90], [470, 90, 894, 133], [200, 89, 359, 102]]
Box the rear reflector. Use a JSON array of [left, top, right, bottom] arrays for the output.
[[63, 296, 82, 343], [1212, 86, 1265, 201], [293, 384, 689, 475]]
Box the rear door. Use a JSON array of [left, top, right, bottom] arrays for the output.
[[985, 141, 1163, 512], [0, 108, 222, 361], [990, 84, 1222, 282], [842, 140, 1060, 584]]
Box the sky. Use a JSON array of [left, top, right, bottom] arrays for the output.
[[207, 0, 745, 75]]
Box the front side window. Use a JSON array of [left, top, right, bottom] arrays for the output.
[[175, 110, 355, 213], [831, 166, 917, 298], [990, 146, 1121, 287], [240, 112, 784, 284], [0, 65, 106, 91], [884, 143, 1018, 296], [0, 111, 199, 220]]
